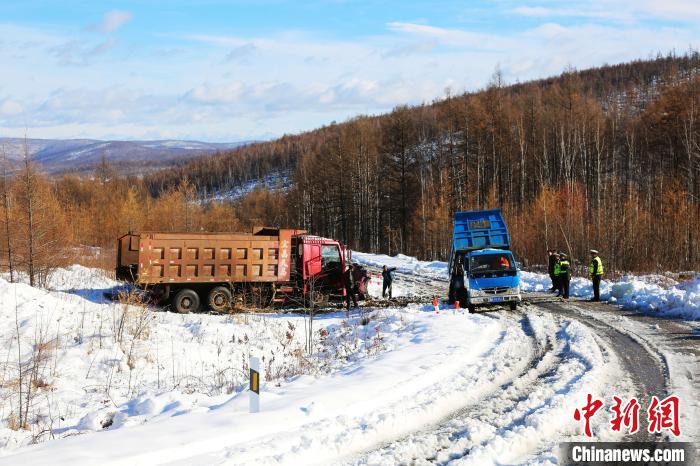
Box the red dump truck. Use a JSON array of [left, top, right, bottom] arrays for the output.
[[116, 227, 349, 312]]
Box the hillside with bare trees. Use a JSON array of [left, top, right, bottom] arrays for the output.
[[1, 52, 699, 278]]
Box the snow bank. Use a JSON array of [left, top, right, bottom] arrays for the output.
[[0, 270, 407, 455], [607, 275, 700, 320], [521, 271, 700, 320], [352, 252, 448, 279], [45, 264, 120, 291]]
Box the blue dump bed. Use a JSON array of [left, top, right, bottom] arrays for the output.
[[452, 209, 510, 252]]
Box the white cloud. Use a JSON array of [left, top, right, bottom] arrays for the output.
[[225, 43, 257, 62], [641, 0, 700, 20], [89, 10, 133, 34], [512, 6, 553, 16], [386, 22, 514, 50], [531, 22, 569, 39], [48, 37, 118, 66], [510, 1, 700, 23], [0, 99, 24, 115], [186, 82, 245, 104], [382, 40, 438, 58]]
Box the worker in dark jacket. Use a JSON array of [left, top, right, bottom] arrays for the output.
[[548, 250, 557, 291], [344, 265, 357, 310], [382, 265, 397, 299], [353, 265, 370, 300], [589, 250, 604, 302], [557, 253, 571, 299], [551, 252, 561, 294]]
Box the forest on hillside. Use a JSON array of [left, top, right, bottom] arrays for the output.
[[2, 52, 699, 282]]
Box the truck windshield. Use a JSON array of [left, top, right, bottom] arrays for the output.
[[470, 253, 515, 276], [321, 245, 342, 273]]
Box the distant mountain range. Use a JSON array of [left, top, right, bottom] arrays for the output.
[[0, 137, 251, 174]]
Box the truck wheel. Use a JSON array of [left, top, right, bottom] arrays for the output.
[[509, 302, 518, 311], [172, 289, 200, 314], [208, 286, 232, 313], [467, 304, 476, 313]]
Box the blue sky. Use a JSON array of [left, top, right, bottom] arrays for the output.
[[1, 1, 698, 142]]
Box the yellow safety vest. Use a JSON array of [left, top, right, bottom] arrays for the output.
[[589, 256, 603, 276], [558, 260, 570, 276], [553, 262, 561, 276]]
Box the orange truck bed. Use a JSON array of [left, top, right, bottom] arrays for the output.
[[117, 227, 305, 285]]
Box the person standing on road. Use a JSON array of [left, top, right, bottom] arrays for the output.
[[344, 264, 358, 311], [547, 249, 557, 291], [589, 250, 604, 302], [382, 265, 397, 299], [558, 253, 571, 299], [552, 252, 561, 295]]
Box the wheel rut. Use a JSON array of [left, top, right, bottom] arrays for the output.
[[345, 311, 561, 465], [535, 301, 668, 441]]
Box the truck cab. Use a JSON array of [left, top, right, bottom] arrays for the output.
[[448, 209, 522, 312], [295, 235, 348, 301]]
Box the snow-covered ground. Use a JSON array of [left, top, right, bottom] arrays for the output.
[[354, 253, 700, 320], [0, 253, 696, 464], [520, 271, 700, 320], [0, 266, 408, 457], [200, 171, 292, 203], [352, 252, 448, 280]]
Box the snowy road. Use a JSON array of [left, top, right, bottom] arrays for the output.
[[346, 302, 689, 465]]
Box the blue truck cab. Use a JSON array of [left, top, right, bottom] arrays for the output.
[[448, 209, 521, 312]]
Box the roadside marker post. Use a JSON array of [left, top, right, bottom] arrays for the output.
[[454, 301, 460, 313], [433, 296, 439, 314], [249, 356, 260, 413]]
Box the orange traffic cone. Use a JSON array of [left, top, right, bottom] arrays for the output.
[[433, 296, 439, 314], [454, 301, 460, 311]]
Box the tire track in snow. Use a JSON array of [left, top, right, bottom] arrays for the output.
[[344, 310, 565, 465], [345, 305, 641, 465], [538, 301, 668, 442], [363, 266, 447, 301]]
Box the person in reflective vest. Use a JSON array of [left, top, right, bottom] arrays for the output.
[[589, 250, 604, 302], [552, 252, 561, 295], [557, 253, 571, 299]]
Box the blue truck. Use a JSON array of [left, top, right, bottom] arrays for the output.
[[448, 209, 521, 312]]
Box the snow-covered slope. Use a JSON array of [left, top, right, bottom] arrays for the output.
[[519, 271, 700, 320], [0, 266, 411, 456]]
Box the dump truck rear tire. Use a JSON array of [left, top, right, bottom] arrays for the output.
[[173, 288, 200, 314], [467, 304, 476, 313], [208, 286, 232, 313], [509, 302, 517, 311]]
